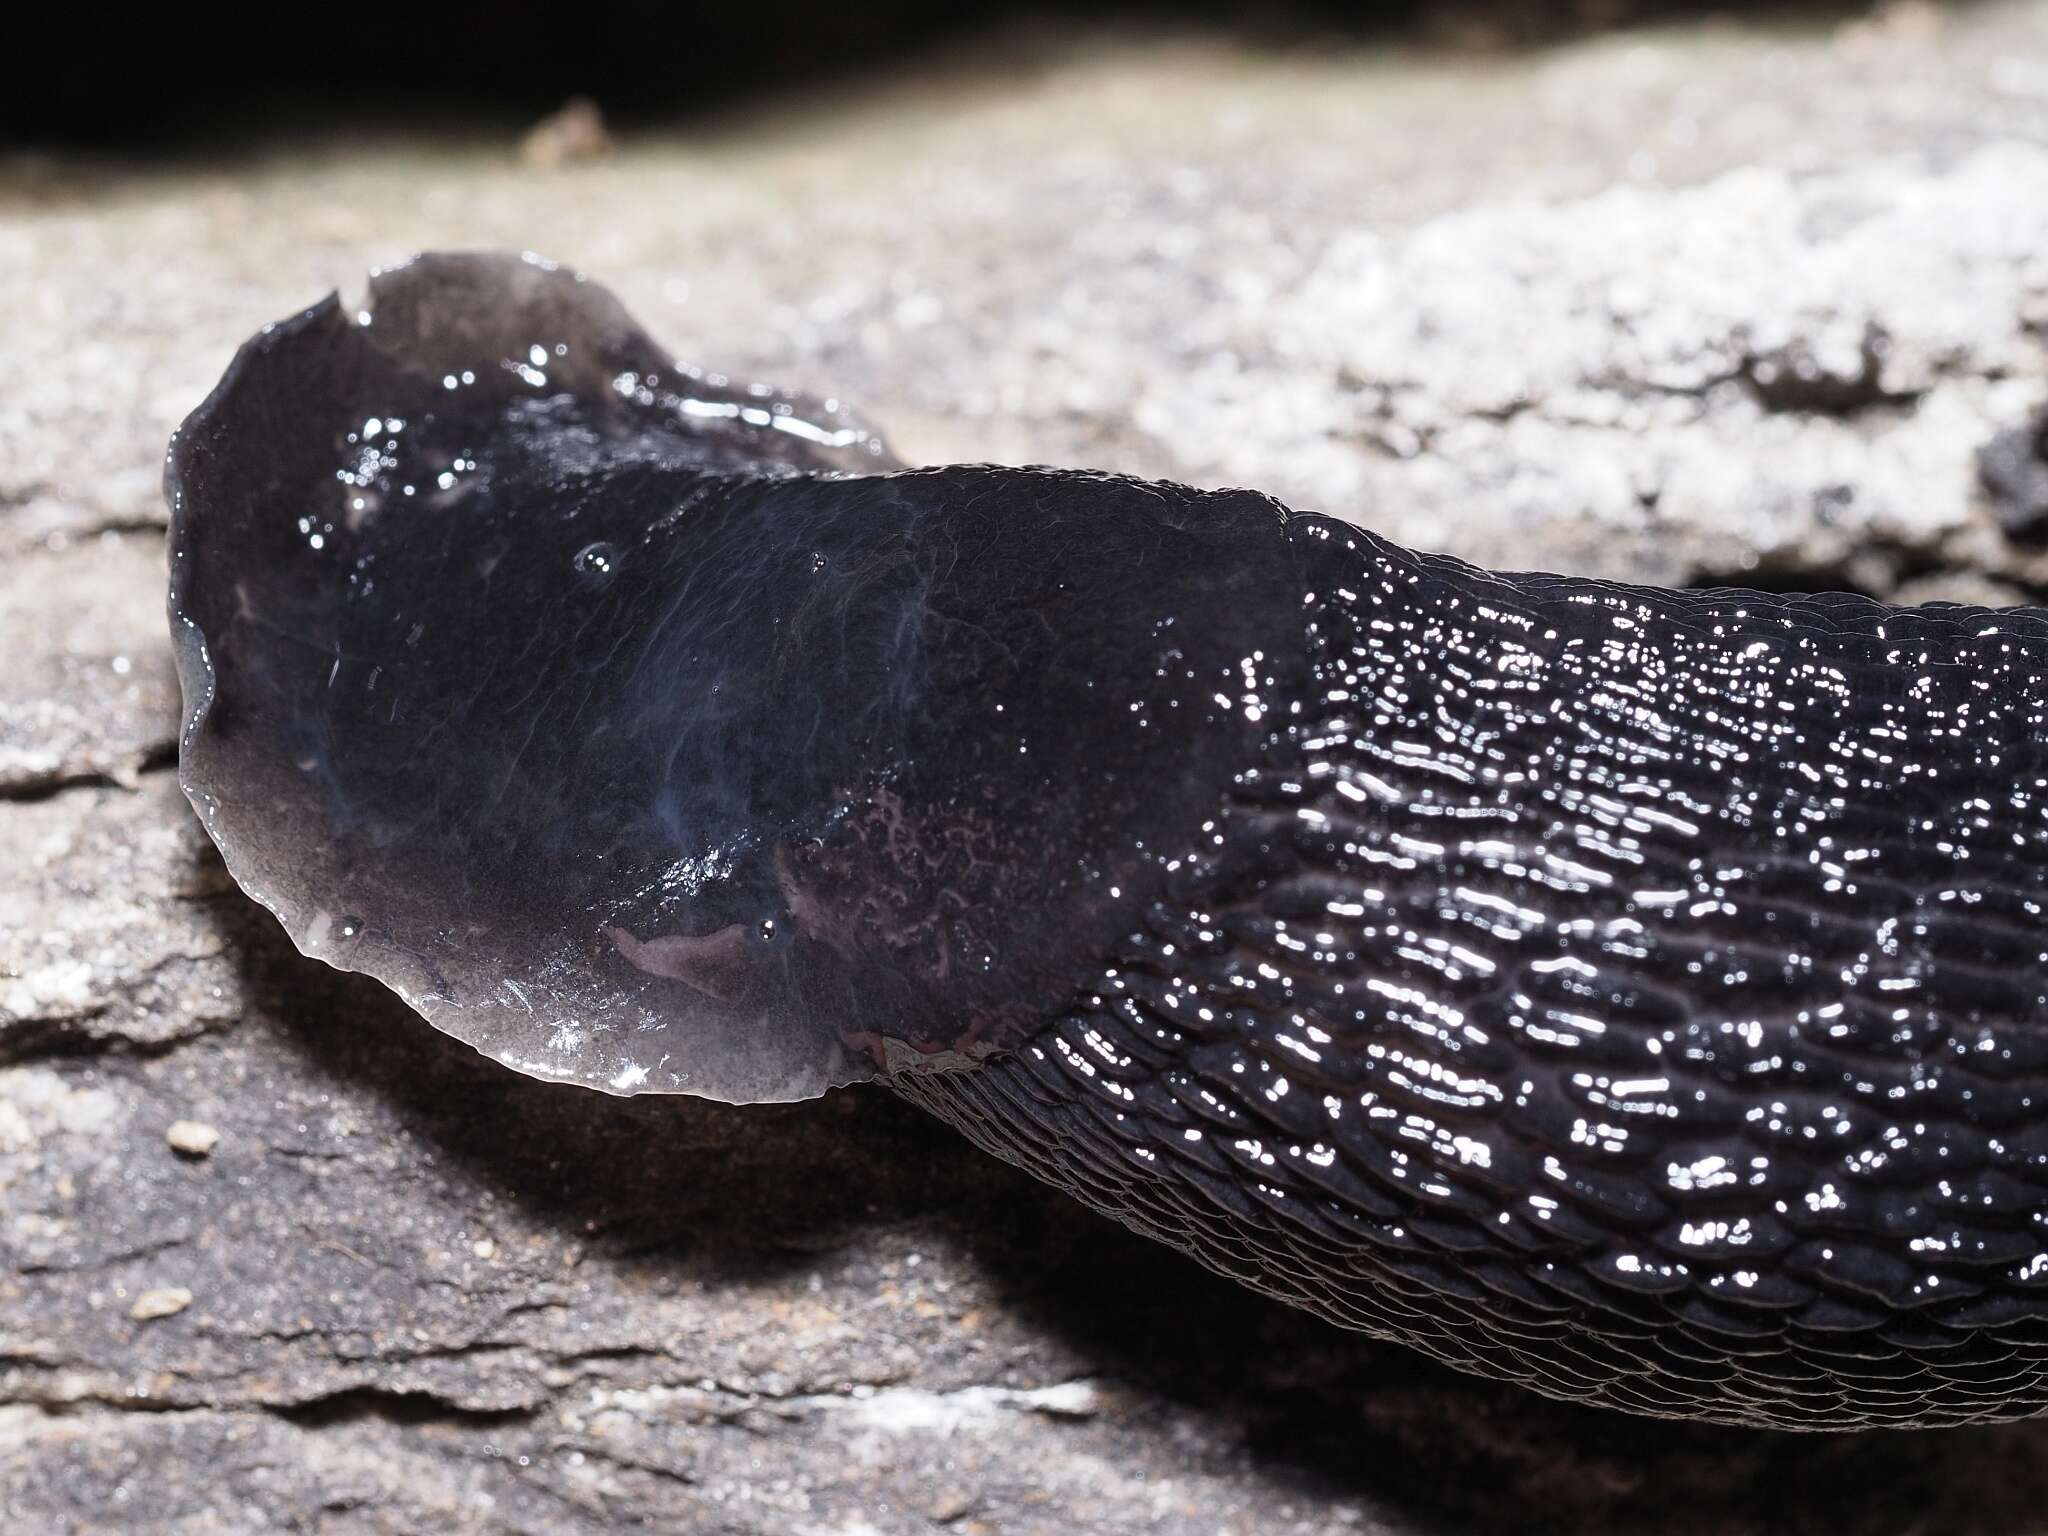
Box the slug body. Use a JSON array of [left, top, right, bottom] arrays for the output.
[[169, 254, 2048, 1429]]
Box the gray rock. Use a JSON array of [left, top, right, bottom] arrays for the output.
[[10, 5, 2048, 1531], [0, 533, 176, 795], [1983, 403, 2048, 538]]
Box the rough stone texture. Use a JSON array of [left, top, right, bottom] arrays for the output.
[[7, 4, 2048, 1531], [0, 533, 177, 795]]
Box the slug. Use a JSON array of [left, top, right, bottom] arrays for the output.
[[166, 252, 2048, 1430]]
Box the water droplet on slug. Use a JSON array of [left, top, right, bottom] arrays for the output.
[[573, 541, 621, 581]]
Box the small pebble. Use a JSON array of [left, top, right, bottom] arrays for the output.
[[167, 1119, 221, 1158], [131, 1287, 193, 1321], [520, 97, 613, 170], [928, 1488, 976, 1524]]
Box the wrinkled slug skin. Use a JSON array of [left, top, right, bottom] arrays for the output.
[[899, 543, 2048, 1429], [169, 255, 2048, 1429]]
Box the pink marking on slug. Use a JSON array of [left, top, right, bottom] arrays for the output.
[[608, 922, 755, 1002]]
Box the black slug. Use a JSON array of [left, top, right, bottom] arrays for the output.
[[167, 252, 2048, 1430]]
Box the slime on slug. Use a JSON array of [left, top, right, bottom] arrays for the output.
[[167, 252, 2048, 1430]]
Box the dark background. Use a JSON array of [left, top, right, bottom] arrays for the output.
[[4, 0, 1781, 147]]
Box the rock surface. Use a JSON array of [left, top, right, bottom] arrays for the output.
[[7, 5, 2048, 1531]]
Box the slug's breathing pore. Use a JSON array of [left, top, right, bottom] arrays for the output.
[[170, 253, 2048, 1429]]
